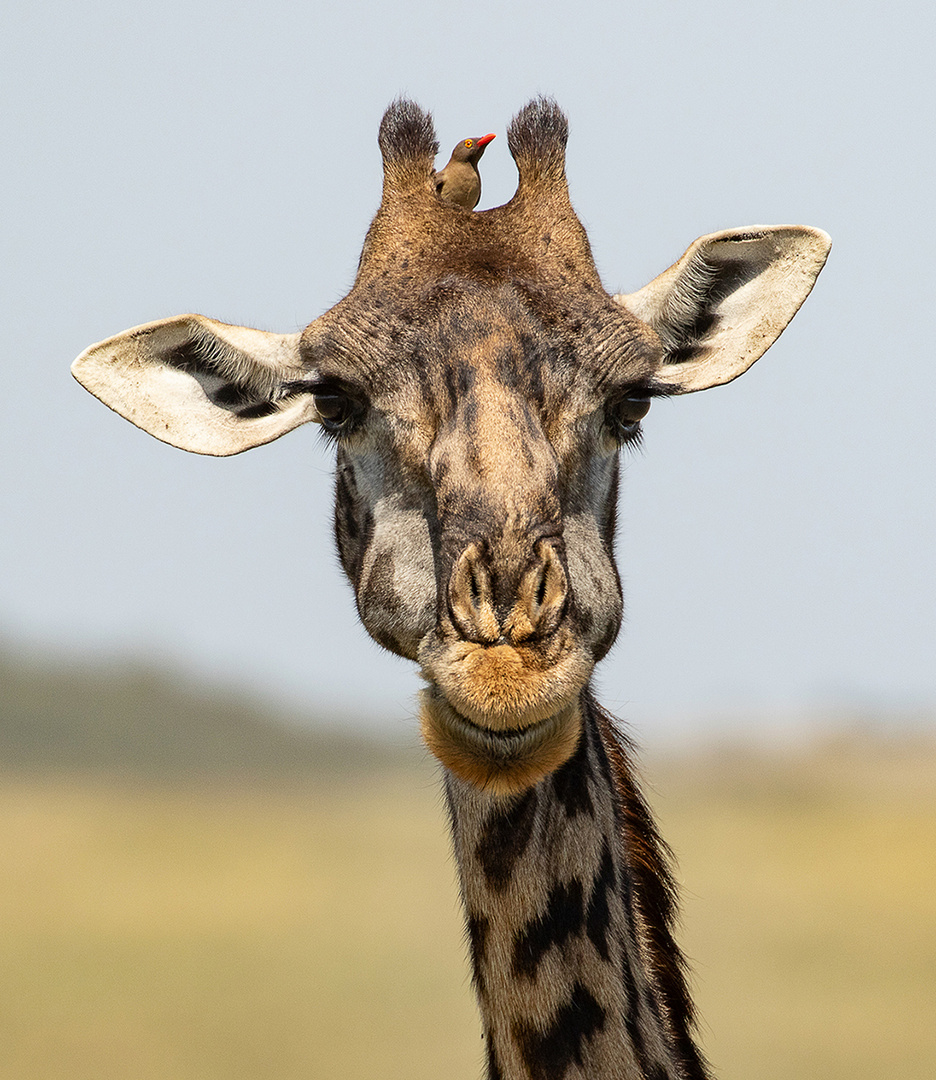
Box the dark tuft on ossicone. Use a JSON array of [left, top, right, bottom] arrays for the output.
[[507, 96, 569, 177], [378, 98, 439, 166]]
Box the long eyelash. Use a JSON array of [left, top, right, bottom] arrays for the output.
[[316, 415, 361, 445], [641, 378, 676, 400], [316, 426, 343, 448], [280, 377, 330, 397], [630, 427, 645, 452], [618, 426, 644, 453]]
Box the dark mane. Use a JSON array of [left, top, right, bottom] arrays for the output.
[[588, 692, 711, 1080]]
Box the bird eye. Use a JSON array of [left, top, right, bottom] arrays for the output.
[[464, 139, 473, 148], [313, 392, 355, 432], [608, 395, 651, 442]]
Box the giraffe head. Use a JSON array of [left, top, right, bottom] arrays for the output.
[[72, 99, 830, 795]]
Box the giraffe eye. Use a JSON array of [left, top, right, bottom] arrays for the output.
[[313, 392, 356, 432], [608, 395, 651, 442]]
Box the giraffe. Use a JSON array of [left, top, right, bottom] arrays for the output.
[[72, 98, 830, 1080]]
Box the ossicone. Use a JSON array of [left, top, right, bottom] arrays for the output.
[[377, 98, 439, 189], [507, 96, 569, 188]]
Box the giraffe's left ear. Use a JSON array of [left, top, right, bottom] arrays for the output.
[[72, 314, 320, 456], [614, 226, 831, 393]]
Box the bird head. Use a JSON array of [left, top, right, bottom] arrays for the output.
[[451, 133, 496, 164]]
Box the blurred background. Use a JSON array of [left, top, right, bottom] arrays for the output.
[[1, 0, 934, 1077]]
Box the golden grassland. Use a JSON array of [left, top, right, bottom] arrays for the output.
[[0, 735, 934, 1080], [651, 734, 936, 1080]]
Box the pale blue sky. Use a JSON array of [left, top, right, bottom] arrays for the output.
[[2, 0, 934, 738]]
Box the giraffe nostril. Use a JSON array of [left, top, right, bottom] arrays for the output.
[[448, 538, 570, 645], [448, 543, 499, 643], [523, 540, 568, 638], [534, 567, 548, 611], [469, 564, 483, 607]]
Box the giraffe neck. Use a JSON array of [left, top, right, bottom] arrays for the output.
[[443, 691, 709, 1080]]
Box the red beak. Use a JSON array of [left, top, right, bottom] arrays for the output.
[[476, 133, 496, 147]]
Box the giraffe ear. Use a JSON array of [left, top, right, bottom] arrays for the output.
[[614, 226, 831, 393], [72, 314, 320, 456]]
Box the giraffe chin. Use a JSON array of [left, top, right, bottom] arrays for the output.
[[419, 688, 582, 796]]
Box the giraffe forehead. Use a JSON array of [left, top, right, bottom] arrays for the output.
[[384, 333, 590, 468], [314, 282, 660, 424]]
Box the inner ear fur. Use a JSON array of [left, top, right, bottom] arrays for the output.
[[71, 314, 318, 456], [614, 225, 831, 393]]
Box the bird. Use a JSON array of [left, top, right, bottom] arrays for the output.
[[433, 133, 496, 209]]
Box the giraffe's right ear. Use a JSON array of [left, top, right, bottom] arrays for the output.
[[72, 314, 321, 456]]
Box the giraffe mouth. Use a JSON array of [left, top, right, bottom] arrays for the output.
[[416, 629, 594, 731], [419, 687, 582, 795]]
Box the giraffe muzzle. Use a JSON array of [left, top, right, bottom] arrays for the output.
[[417, 533, 594, 758]]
